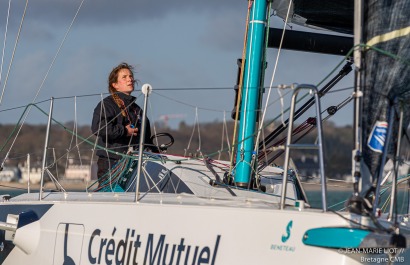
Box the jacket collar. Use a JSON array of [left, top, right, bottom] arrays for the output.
[[117, 92, 136, 104]]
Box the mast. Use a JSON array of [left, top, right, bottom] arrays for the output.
[[352, 0, 364, 193], [234, 0, 268, 187], [347, 0, 367, 214]]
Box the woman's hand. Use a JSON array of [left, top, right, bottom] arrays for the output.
[[125, 124, 139, 136]]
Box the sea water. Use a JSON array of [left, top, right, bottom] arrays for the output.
[[306, 189, 410, 214]]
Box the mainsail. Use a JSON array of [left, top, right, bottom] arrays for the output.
[[360, 0, 410, 190]]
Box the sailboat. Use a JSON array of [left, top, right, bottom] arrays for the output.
[[0, 0, 409, 264]]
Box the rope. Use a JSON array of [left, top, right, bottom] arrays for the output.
[[238, 2, 259, 150], [250, 1, 275, 172], [0, 0, 11, 99], [196, 108, 202, 154], [273, 1, 294, 128], [258, 95, 353, 168], [249, 1, 273, 175], [0, 0, 28, 105], [0, 0, 86, 168], [1, 38, 408, 192], [229, 0, 253, 176], [184, 107, 201, 157], [152, 90, 227, 113], [218, 111, 231, 160]]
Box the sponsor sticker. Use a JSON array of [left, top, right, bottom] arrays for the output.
[[367, 121, 388, 153]]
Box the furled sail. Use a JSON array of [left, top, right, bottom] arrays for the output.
[[361, 0, 410, 186]]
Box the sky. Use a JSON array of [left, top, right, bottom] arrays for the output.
[[0, 0, 354, 129]]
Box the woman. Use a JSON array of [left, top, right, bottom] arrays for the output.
[[91, 62, 156, 186]]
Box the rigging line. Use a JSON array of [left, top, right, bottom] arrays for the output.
[[147, 87, 234, 91], [250, 1, 291, 171], [219, 111, 231, 160], [259, 61, 353, 151], [100, 95, 115, 193], [152, 91, 228, 113], [0, 0, 28, 105], [223, 112, 231, 157], [0, 0, 11, 94], [148, 99, 159, 149], [45, 168, 66, 192], [253, 2, 277, 153], [36, 92, 112, 101], [265, 87, 292, 108], [229, 0, 252, 176], [0, 0, 85, 168], [141, 166, 163, 194], [151, 85, 282, 91], [273, 0, 293, 128], [2, 102, 159, 166], [74, 96, 83, 166], [89, 94, 103, 193], [249, 1, 273, 178], [184, 88, 353, 160], [0, 85, 286, 115], [196, 108, 202, 152], [184, 107, 198, 157], [327, 86, 355, 94], [65, 96, 78, 169], [240, 0, 258, 143], [31, 0, 85, 104], [0, 93, 104, 113], [259, 96, 353, 169], [256, 56, 355, 138], [52, 147, 59, 181], [251, 49, 355, 139], [361, 43, 410, 66], [218, 111, 226, 160]]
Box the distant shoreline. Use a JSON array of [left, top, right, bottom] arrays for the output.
[[0, 181, 89, 192], [302, 181, 352, 191], [0, 180, 405, 193], [0, 180, 354, 192]]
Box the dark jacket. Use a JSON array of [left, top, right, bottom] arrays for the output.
[[91, 93, 154, 160]]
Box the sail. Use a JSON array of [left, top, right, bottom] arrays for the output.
[[271, 0, 353, 34], [361, 0, 410, 184]]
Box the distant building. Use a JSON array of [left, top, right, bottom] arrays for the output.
[[0, 167, 21, 182], [64, 163, 97, 182], [293, 155, 319, 181], [19, 164, 42, 184]]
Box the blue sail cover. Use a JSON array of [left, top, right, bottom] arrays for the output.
[[361, 0, 410, 182]]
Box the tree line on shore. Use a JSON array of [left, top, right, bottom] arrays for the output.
[[0, 121, 372, 179]]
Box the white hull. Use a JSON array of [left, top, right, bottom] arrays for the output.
[[1, 178, 409, 264]]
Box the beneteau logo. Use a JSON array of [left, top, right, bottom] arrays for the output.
[[87, 228, 221, 265], [281, 220, 293, 243], [271, 220, 296, 252]]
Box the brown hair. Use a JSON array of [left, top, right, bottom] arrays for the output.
[[108, 62, 139, 117]]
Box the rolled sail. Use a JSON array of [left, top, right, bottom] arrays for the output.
[[361, 0, 410, 183]]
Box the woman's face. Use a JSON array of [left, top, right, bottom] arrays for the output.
[[112, 68, 134, 95]]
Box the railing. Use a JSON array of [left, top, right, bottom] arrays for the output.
[[280, 84, 327, 211]]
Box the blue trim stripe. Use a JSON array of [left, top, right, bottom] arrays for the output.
[[303, 227, 370, 248]]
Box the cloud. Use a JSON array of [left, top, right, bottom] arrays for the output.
[[1, 0, 242, 26], [200, 10, 247, 52], [1, 0, 246, 52], [6, 51, 49, 98]]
